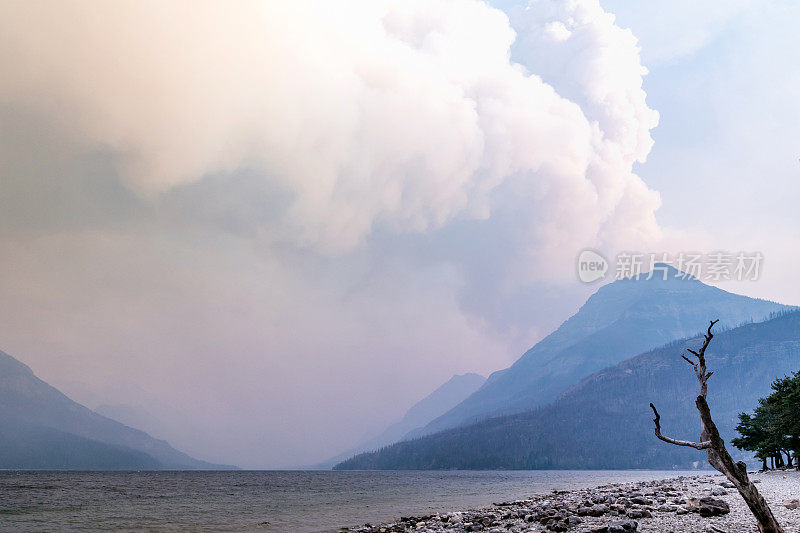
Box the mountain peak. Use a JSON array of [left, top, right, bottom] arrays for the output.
[[409, 268, 789, 437], [624, 262, 698, 283], [0, 348, 236, 470], [316, 371, 486, 468]]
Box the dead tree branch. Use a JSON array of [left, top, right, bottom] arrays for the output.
[[650, 403, 711, 449], [649, 320, 783, 533]]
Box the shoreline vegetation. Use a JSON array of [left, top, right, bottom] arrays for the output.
[[345, 470, 800, 533], [734, 371, 800, 471]]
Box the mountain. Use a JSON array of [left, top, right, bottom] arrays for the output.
[[335, 309, 800, 470], [0, 349, 236, 470], [395, 373, 487, 432], [94, 403, 166, 439], [317, 373, 485, 468], [411, 266, 789, 438]]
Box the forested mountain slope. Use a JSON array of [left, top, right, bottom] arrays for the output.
[[336, 310, 800, 470], [415, 266, 788, 437]]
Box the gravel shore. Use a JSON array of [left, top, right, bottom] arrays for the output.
[[347, 470, 800, 533]]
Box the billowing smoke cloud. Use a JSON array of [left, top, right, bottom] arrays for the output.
[[0, 0, 659, 255], [0, 0, 663, 466]]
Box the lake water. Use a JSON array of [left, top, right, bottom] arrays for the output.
[[0, 470, 703, 532]]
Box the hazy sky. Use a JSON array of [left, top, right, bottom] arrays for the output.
[[0, 0, 798, 468]]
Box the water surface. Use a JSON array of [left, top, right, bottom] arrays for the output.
[[0, 470, 703, 532]]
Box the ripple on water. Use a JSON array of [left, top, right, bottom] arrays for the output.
[[0, 470, 704, 532]]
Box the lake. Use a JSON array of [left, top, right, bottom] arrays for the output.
[[0, 470, 703, 532]]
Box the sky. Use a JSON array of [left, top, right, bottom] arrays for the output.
[[0, 0, 798, 468]]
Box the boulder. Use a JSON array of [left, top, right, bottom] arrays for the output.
[[588, 504, 609, 516], [625, 509, 651, 519], [565, 515, 583, 526], [694, 497, 730, 517], [607, 519, 638, 532]]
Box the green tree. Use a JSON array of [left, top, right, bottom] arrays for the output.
[[773, 371, 800, 466], [734, 371, 800, 470], [733, 412, 770, 470]]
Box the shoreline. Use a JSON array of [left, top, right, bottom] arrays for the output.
[[345, 470, 800, 533]]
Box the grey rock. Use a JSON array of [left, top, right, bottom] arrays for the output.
[[587, 504, 608, 516], [607, 519, 638, 532], [695, 497, 730, 517], [625, 509, 651, 519], [565, 515, 583, 526]]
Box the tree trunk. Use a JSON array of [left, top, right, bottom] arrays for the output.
[[650, 321, 784, 533], [696, 395, 784, 533]]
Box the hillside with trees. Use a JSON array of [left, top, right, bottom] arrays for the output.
[[336, 310, 800, 470], [412, 267, 789, 438]]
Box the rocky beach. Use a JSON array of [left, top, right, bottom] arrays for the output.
[[347, 471, 800, 533]]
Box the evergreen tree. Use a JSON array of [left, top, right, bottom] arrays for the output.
[[733, 371, 800, 470]]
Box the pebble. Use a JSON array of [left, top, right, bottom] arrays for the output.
[[346, 471, 800, 532]]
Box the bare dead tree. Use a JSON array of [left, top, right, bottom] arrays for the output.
[[650, 320, 784, 533]]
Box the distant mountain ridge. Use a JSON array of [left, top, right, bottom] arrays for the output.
[[0, 349, 236, 470], [336, 309, 800, 470], [411, 266, 790, 438], [317, 373, 485, 468]]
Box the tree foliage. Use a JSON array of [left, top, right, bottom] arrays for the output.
[[733, 371, 800, 470]]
